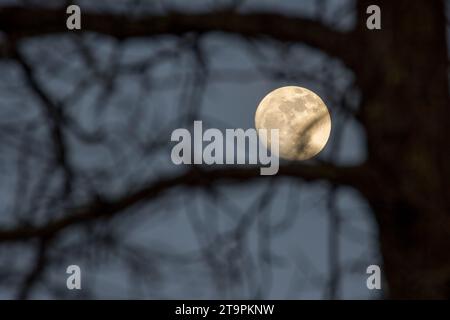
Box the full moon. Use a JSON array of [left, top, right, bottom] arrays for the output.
[[255, 86, 331, 161]]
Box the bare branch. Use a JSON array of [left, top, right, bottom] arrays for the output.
[[0, 162, 367, 243], [0, 6, 358, 69], [16, 238, 50, 299], [12, 46, 73, 195]]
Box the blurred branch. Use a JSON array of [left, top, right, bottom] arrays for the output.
[[12, 46, 73, 195], [326, 186, 341, 299], [0, 162, 368, 243], [0, 6, 359, 70], [17, 238, 50, 299]]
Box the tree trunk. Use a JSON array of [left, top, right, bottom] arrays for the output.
[[357, 0, 450, 298]]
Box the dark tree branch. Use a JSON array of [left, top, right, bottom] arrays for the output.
[[16, 238, 50, 299], [326, 186, 341, 299], [0, 6, 359, 70], [0, 163, 368, 243], [12, 46, 73, 195]]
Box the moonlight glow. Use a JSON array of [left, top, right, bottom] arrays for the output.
[[255, 86, 331, 161]]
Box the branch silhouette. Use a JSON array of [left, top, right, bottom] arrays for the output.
[[0, 6, 359, 69], [0, 163, 366, 243]]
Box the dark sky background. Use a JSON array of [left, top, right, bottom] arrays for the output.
[[0, 0, 388, 299]]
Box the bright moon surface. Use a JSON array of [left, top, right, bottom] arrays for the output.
[[255, 86, 331, 161]]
